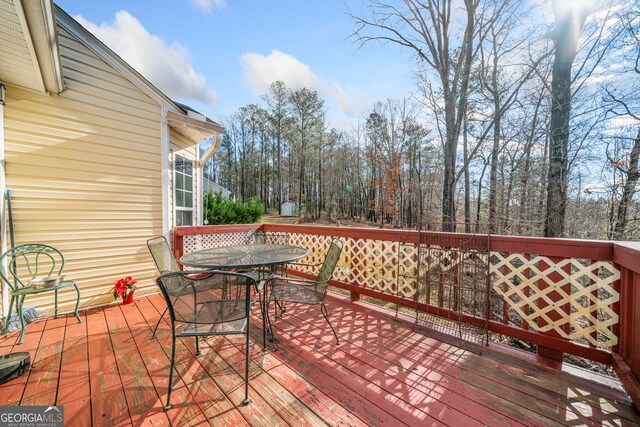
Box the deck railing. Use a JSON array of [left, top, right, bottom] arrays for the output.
[[173, 224, 640, 406]]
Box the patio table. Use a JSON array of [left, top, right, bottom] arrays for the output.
[[180, 243, 308, 347], [179, 243, 308, 270]]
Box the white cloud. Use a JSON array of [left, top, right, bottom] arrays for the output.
[[190, 0, 226, 13], [74, 11, 219, 106], [240, 50, 368, 117]]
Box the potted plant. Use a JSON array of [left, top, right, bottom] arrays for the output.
[[112, 276, 137, 304]]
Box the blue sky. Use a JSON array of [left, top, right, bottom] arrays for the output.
[[55, 0, 416, 130]]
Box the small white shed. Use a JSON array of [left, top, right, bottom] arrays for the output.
[[281, 201, 296, 216]]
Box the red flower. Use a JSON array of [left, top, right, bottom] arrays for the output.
[[112, 276, 138, 301]]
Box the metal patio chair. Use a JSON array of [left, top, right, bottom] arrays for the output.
[[156, 270, 259, 409], [244, 230, 291, 245], [147, 236, 184, 338], [147, 236, 223, 338], [0, 244, 82, 344], [264, 238, 344, 344]]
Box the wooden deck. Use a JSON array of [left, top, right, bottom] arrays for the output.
[[1, 293, 638, 426]]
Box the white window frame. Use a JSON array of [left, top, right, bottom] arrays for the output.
[[173, 153, 195, 227]]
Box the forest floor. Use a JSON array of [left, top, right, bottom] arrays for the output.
[[262, 213, 616, 378]]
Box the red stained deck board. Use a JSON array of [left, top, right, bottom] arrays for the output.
[[280, 310, 608, 426], [0, 318, 45, 406], [274, 310, 558, 427], [268, 313, 485, 427], [21, 316, 67, 406], [144, 295, 332, 427], [329, 299, 639, 422], [224, 331, 371, 427], [213, 337, 330, 427], [103, 305, 170, 426], [86, 307, 132, 427], [56, 313, 91, 427], [291, 297, 639, 425]]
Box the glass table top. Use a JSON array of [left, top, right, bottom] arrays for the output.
[[179, 244, 308, 269]]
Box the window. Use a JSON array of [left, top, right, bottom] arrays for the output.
[[174, 154, 194, 226]]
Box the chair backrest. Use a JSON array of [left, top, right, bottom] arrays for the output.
[[147, 236, 181, 274], [245, 230, 290, 245], [156, 270, 255, 327], [0, 244, 65, 291], [315, 238, 344, 300], [244, 230, 266, 245]]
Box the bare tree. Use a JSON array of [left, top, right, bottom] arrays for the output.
[[289, 88, 324, 215], [351, 0, 484, 230], [544, 1, 589, 237]]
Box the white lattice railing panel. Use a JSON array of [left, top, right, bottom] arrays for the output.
[[288, 233, 405, 296], [183, 232, 247, 254], [491, 254, 620, 348]]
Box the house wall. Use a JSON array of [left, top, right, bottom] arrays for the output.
[[2, 26, 164, 314]]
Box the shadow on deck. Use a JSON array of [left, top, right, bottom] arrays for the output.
[[1, 293, 638, 426]]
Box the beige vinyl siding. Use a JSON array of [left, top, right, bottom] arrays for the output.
[[3, 26, 163, 314], [170, 129, 198, 226]]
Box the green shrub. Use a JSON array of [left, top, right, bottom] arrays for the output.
[[203, 190, 264, 225]]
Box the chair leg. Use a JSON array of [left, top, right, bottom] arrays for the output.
[[195, 337, 200, 356], [152, 308, 167, 338], [54, 289, 59, 319], [242, 319, 251, 405], [274, 300, 286, 319], [263, 297, 274, 345], [73, 284, 82, 323], [2, 296, 15, 334], [165, 329, 176, 410], [320, 303, 339, 345], [17, 296, 26, 344], [260, 291, 266, 351]]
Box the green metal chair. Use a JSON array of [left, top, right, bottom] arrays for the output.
[[156, 270, 260, 410], [264, 238, 344, 344], [0, 244, 82, 344]]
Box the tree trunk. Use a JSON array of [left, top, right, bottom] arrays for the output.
[[613, 128, 640, 240], [544, 2, 587, 237]]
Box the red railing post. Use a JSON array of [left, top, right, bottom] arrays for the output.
[[612, 242, 640, 408]]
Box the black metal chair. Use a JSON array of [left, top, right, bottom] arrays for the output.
[[0, 244, 82, 344], [264, 238, 344, 344], [156, 270, 260, 410]]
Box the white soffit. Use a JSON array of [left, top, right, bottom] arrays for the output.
[[0, 0, 47, 93], [167, 110, 223, 143]]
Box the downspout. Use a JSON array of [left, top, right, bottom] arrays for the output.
[[0, 83, 6, 317]]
